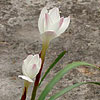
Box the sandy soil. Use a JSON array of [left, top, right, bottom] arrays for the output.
[[0, 0, 100, 100]]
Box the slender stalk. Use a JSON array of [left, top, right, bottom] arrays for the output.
[[21, 81, 30, 100], [31, 40, 49, 100]]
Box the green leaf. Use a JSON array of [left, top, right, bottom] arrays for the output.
[[49, 82, 100, 100], [38, 62, 99, 100], [39, 51, 66, 86]]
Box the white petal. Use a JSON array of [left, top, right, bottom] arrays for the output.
[[24, 55, 34, 64], [28, 64, 40, 79], [23, 55, 34, 70], [22, 55, 34, 76], [44, 13, 53, 32], [18, 75, 33, 83], [59, 17, 64, 28], [49, 7, 60, 23], [22, 54, 41, 78], [38, 7, 48, 34], [37, 58, 42, 70], [29, 54, 39, 64], [22, 63, 28, 76], [25, 54, 41, 78], [48, 17, 64, 33], [57, 16, 70, 36]]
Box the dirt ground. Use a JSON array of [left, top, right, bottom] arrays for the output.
[[0, 0, 100, 100]]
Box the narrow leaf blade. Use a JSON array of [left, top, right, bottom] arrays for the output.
[[39, 51, 66, 86], [38, 62, 98, 100], [49, 82, 100, 100]]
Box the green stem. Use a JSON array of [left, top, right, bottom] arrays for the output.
[[31, 40, 49, 100], [31, 85, 38, 100], [21, 81, 30, 100]]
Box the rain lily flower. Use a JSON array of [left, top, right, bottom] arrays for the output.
[[38, 7, 70, 42], [18, 54, 42, 83]]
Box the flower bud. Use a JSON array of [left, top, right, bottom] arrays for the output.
[[18, 54, 42, 83]]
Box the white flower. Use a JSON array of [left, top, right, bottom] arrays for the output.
[[38, 7, 70, 42], [18, 54, 42, 83]]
